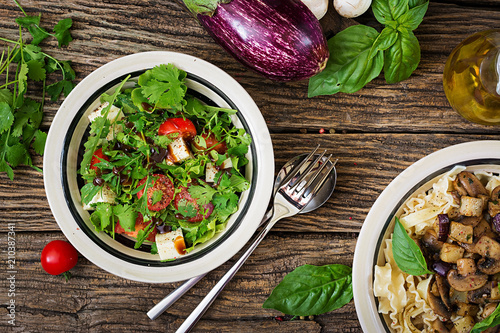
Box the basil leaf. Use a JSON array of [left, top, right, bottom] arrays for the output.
[[471, 303, 500, 333], [370, 27, 399, 58], [183, 0, 231, 16], [408, 0, 427, 8], [384, 29, 421, 84], [398, 1, 429, 31], [392, 217, 433, 275], [372, 0, 409, 24], [308, 25, 384, 97], [262, 264, 353, 316]]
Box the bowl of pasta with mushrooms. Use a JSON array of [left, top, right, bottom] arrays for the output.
[[353, 141, 500, 333]]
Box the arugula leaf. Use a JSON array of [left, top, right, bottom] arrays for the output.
[[263, 264, 353, 316], [392, 217, 433, 275], [471, 303, 500, 333], [80, 183, 102, 205], [308, 25, 384, 97], [384, 29, 421, 84]]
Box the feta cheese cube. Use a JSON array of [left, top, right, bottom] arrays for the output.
[[83, 185, 117, 210], [156, 228, 186, 260], [168, 137, 192, 163], [205, 158, 233, 183], [88, 102, 124, 141]]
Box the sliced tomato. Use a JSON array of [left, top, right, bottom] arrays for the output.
[[193, 131, 227, 154], [90, 147, 110, 171], [115, 213, 157, 242], [158, 118, 197, 140], [137, 174, 175, 211], [174, 185, 215, 223]]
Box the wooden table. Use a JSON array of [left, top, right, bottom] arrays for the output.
[[1, 0, 499, 332]]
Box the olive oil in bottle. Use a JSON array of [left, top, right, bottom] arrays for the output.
[[443, 29, 500, 125]]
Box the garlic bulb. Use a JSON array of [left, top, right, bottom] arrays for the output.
[[334, 0, 372, 18], [301, 0, 329, 20]]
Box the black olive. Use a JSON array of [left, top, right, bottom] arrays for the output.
[[93, 177, 104, 186]]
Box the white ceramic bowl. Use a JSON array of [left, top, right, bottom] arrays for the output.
[[353, 140, 500, 332], [43, 51, 274, 283]]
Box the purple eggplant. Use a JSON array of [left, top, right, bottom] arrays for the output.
[[182, 0, 329, 81]]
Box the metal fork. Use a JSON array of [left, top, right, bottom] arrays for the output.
[[175, 148, 334, 333]]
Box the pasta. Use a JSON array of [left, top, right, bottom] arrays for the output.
[[374, 166, 500, 332]]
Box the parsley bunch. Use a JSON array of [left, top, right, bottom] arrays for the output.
[[0, 0, 75, 179]]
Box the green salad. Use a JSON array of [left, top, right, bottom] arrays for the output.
[[79, 64, 252, 260]]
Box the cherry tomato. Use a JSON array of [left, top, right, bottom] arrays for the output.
[[90, 147, 110, 172], [158, 118, 197, 140], [41, 240, 78, 276], [193, 131, 227, 154], [115, 213, 157, 242], [174, 185, 215, 223], [137, 174, 175, 211]]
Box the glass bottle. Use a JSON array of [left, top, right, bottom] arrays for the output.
[[443, 29, 500, 126]]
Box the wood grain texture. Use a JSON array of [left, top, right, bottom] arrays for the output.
[[0, 232, 356, 332], [1, 0, 499, 332]]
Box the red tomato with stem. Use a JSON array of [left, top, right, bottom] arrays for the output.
[[90, 147, 110, 171], [41, 240, 78, 278], [193, 131, 227, 154], [158, 118, 197, 140], [174, 186, 215, 223], [115, 213, 157, 242], [137, 174, 175, 211]]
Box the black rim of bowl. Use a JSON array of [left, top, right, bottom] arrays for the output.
[[372, 158, 500, 332], [61, 70, 257, 267]]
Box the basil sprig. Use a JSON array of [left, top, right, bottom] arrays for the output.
[[262, 264, 353, 316], [471, 302, 500, 333], [308, 0, 429, 97], [392, 217, 433, 276]]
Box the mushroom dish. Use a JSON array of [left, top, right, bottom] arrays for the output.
[[374, 166, 500, 333]]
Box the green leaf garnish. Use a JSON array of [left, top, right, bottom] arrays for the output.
[[392, 217, 433, 276], [263, 264, 353, 316]]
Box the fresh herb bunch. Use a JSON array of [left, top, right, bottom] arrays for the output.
[[80, 64, 252, 254], [0, 0, 75, 179], [308, 0, 429, 97], [263, 264, 353, 316]]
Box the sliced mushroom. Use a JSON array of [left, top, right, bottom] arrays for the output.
[[447, 268, 488, 292], [453, 176, 469, 197], [474, 219, 494, 239], [460, 215, 482, 228], [422, 229, 444, 255], [457, 171, 487, 197], [428, 291, 452, 320], [431, 319, 450, 333], [483, 303, 499, 319], [478, 256, 500, 275], [467, 282, 500, 304], [435, 275, 452, 310]]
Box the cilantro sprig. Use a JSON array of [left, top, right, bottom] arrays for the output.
[[0, 1, 75, 180]]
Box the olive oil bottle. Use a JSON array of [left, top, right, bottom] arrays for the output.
[[443, 30, 500, 125]]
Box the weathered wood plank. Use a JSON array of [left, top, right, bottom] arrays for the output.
[[0, 1, 499, 134], [1, 133, 499, 233], [0, 232, 358, 332]]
